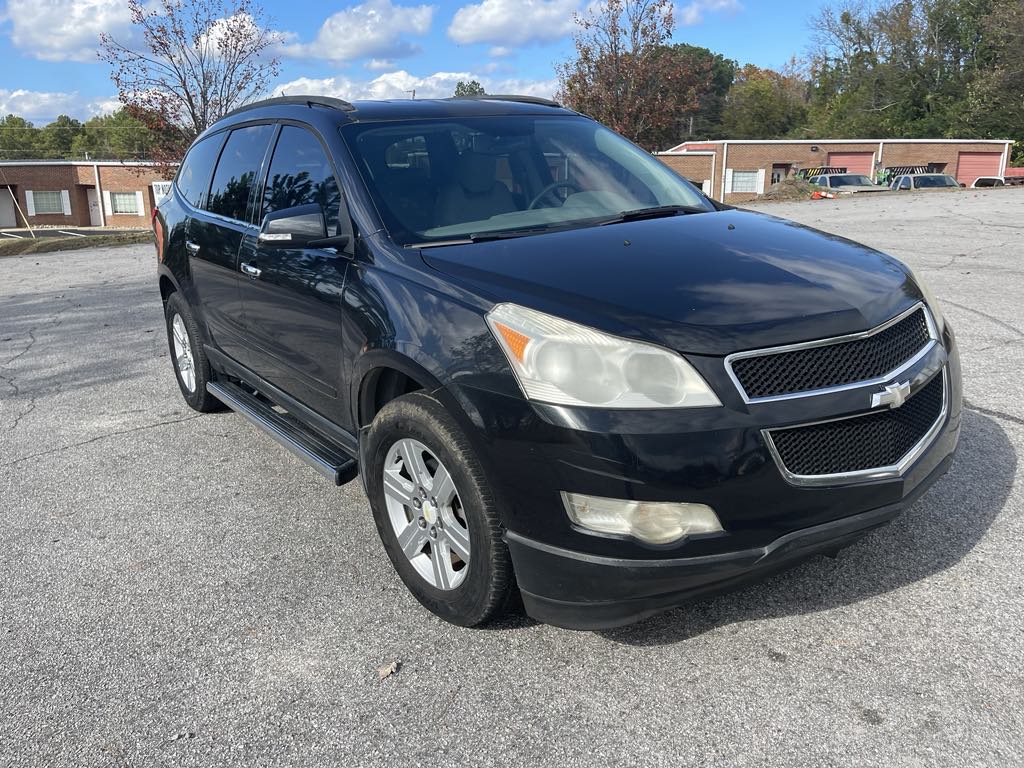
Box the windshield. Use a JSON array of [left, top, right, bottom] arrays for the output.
[[341, 115, 714, 245], [914, 175, 959, 188], [829, 174, 874, 187]]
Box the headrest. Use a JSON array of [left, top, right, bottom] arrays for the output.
[[455, 152, 497, 195]]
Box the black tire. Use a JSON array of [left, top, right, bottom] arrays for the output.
[[366, 391, 516, 627], [164, 291, 221, 413]]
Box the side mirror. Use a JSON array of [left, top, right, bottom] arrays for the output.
[[259, 203, 327, 248]]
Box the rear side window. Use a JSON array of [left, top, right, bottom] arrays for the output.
[[206, 125, 274, 222], [262, 126, 342, 235], [175, 133, 224, 208]]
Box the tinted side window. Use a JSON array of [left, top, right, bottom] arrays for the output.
[[262, 126, 342, 235], [206, 125, 274, 222], [175, 133, 224, 208]]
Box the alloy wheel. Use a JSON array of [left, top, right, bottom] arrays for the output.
[[382, 438, 471, 590], [171, 314, 196, 393]]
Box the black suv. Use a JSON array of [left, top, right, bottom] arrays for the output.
[[154, 95, 962, 630]]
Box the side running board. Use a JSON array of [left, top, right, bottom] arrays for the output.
[[207, 381, 358, 486]]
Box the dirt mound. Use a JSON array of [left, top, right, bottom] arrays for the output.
[[761, 178, 816, 201]]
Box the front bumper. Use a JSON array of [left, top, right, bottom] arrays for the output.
[[506, 452, 952, 629], [440, 323, 962, 629]]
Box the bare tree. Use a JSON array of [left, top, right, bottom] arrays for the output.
[[556, 0, 710, 150], [100, 0, 283, 168]]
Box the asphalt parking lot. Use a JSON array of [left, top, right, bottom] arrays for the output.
[[1, 189, 1022, 767]]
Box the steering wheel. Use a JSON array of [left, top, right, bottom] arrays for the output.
[[528, 181, 582, 210]]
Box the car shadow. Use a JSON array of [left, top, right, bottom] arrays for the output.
[[596, 409, 1014, 647]]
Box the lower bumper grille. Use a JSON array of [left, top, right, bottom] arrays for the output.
[[766, 372, 945, 479]]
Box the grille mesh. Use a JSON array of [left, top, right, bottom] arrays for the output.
[[768, 373, 944, 476], [732, 308, 931, 399]]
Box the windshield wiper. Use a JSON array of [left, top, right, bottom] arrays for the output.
[[598, 204, 709, 226], [467, 224, 567, 242]]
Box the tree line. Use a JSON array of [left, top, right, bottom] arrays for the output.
[[2, 0, 1020, 165], [557, 0, 1023, 158], [0, 110, 154, 161]]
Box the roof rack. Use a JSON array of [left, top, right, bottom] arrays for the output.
[[451, 94, 562, 108], [220, 95, 356, 121]]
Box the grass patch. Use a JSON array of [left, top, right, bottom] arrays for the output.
[[0, 230, 153, 258]]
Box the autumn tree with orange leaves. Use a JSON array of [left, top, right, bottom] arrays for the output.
[[556, 0, 711, 151]]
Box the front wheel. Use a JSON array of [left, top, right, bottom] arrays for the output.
[[365, 392, 515, 626]]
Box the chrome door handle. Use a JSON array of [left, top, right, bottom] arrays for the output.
[[240, 262, 262, 278], [185, 240, 200, 255]]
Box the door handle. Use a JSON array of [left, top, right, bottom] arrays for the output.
[[185, 240, 200, 255], [240, 262, 262, 279]]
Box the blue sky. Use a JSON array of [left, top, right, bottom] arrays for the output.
[[0, 0, 829, 123]]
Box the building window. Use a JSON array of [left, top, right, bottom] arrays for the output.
[[32, 191, 63, 214], [110, 192, 140, 215], [151, 181, 172, 203], [731, 171, 759, 193]]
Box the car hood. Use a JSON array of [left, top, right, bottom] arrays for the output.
[[420, 208, 921, 356]]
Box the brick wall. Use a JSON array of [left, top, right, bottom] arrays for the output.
[[673, 140, 1011, 202], [0, 163, 169, 228], [655, 154, 715, 192]]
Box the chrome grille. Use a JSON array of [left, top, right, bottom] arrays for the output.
[[766, 372, 945, 479], [729, 306, 933, 400]]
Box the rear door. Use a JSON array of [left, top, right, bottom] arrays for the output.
[[184, 125, 274, 360], [236, 124, 350, 419]]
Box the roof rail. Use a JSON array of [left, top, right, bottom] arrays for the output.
[[451, 94, 562, 108], [220, 95, 356, 121]]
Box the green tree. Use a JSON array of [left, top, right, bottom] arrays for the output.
[[38, 115, 83, 159], [721, 65, 808, 139], [0, 115, 40, 160], [454, 80, 486, 97], [71, 110, 153, 160], [665, 44, 736, 141]]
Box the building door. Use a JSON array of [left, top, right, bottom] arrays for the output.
[[827, 152, 875, 176], [0, 188, 16, 227], [86, 188, 102, 226], [771, 164, 791, 185], [956, 152, 1002, 186]]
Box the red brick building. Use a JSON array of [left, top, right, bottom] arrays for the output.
[[0, 161, 172, 229], [656, 138, 1014, 203]]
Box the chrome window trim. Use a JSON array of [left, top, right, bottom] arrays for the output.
[[725, 302, 939, 404], [762, 368, 948, 487]]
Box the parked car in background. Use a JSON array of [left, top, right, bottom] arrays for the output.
[[808, 173, 888, 195], [890, 173, 962, 191], [154, 95, 962, 630], [971, 176, 1005, 188]]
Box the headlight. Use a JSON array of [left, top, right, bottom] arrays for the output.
[[486, 303, 721, 409]]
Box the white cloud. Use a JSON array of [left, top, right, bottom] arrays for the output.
[[0, 89, 119, 121], [366, 58, 397, 71], [282, 0, 434, 63], [448, 0, 579, 46], [275, 71, 556, 101], [489, 46, 513, 57], [1, 0, 131, 62], [678, 0, 741, 26]]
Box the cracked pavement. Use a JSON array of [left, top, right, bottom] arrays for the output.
[[1, 189, 1023, 767]]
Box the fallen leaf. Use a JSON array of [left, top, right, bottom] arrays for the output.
[[377, 660, 400, 681]]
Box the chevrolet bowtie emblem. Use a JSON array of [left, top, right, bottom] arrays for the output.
[[872, 380, 912, 409]]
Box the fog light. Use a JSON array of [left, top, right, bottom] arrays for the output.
[[560, 492, 722, 545]]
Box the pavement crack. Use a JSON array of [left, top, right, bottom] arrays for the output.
[[940, 299, 1024, 339], [964, 399, 1024, 428], [2, 414, 203, 467]]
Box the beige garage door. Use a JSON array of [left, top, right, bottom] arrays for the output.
[[956, 152, 1003, 186], [0, 188, 16, 228], [827, 152, 875, 176]]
